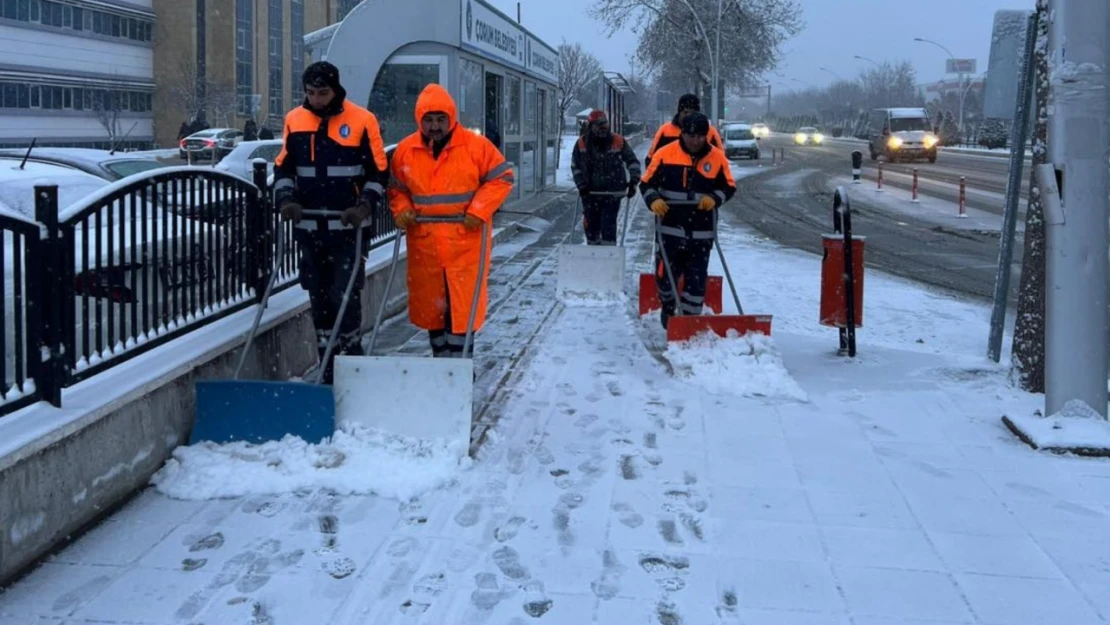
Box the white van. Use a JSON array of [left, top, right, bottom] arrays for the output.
[[867, 108, 940, 163], [722, 123, 760, 160]]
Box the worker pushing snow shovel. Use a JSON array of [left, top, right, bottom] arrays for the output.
[[332, 84, 513, 460], [556, 109, 641, 300], [640, 112, 772, 342]]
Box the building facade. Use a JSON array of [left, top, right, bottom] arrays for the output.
[[0, 0, 156, 150], [151, 0, 341, 149], [307, 0, 559, 201]]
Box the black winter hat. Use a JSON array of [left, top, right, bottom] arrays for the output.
[[681, 112, 710, 136], [303, 61, 342, 91], [678, 93, 701, 112]]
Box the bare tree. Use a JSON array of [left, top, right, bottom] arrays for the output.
[[557, 40, 603, 166], [591, 0, 803, 119], [164, 56, 240, 127], [91, 90, 123, 143]]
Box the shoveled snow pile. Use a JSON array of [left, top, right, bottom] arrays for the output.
[[663, 330, 808, 402], [558, 289, 626, 307], [1004, 399, 1110, 451], [150, 424, 468, 501]]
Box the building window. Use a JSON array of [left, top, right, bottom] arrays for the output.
[[506, 75, 521, 136], [337, 0, 360, 20], [235, 0, 253, 115], [0, 81, 151, 112], [268, 0, 283, 119], [290, 0, 303, 111], [524, 80, 537, 138], [0, 1, 153, 43], [458, 59, 483, 133]]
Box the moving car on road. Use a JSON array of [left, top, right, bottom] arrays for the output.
[[794, 127, 824, 146], [751, 123, 770, 139], [723, 123, 760, 160], [867, 107, 939, 163]]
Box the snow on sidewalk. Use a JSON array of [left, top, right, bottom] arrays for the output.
[[4, 212, 1110, 625]]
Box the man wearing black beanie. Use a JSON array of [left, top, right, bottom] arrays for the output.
[[639, 111, 736, 329], [272, 61, 390, 384], [644, 93, 724, 168]]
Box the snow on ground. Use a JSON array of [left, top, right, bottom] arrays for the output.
[[5, 203, 1110, 625], [826, 174, 1018, 233]]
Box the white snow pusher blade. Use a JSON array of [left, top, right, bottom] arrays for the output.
[[555, 194, 629, 303]]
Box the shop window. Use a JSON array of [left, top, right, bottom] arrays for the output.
[[524, 81, 537, 138], [521, 141, 536, 194], [503, 141, 520, 200], [505, 75, 521, 136], [369, 62, 441, 145], [458, 59, 484, 135]]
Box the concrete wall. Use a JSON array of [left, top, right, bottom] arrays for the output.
[[0, 251, 410, 586]]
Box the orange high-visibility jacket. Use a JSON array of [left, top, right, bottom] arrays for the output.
[[645, 118, 723, 169], [387, 84, 515, 334]]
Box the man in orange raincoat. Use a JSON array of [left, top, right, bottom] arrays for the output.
[[388, 84, 514, 357]]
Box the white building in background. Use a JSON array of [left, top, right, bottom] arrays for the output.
[[0, 0, 155, 150]]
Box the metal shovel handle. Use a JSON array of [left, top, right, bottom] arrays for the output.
[[618, 196, 634, 247], [655, 215, 683, 318], [312, 214, 366, 385], [711, 211, 745, 315], [233, 223, 285, 380]]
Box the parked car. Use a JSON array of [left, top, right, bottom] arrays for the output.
[[722, 123, 760, 160], [866, 107, 939, 163], [179, 128, 244, 161], [751, 123, 770, 139], [794, 127, 824, 146], [0, 148, 170, 182], [0, 159, 223, 388], [214, 140, 284, 182]]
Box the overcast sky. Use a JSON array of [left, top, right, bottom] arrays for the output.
[[491, 0, 1024, 88]]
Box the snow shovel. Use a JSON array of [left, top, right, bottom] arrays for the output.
[[655, 210, 773, 343], [190, 210, 363, 446], [332, 214, 490, 460], [556, 192, 627, 301]]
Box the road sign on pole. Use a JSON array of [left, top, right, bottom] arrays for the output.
[[945, 59, 977, 74]]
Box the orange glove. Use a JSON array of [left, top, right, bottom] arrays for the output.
[[698, 195, 716, 211], [650, 199, 668, 217], [394, 209, 416, 229], [463, 214, 484, 231]]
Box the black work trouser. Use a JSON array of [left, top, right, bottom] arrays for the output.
[[428, 272, 475, 358], [582, 196, 621, 245], [295, 228, 367, 384], [655, 233, 714, 325]]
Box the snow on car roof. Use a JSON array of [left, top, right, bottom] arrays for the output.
[[0, 159, 106, 220], [0, 147, 161, 168], [887, 107, 929, 118], [723, 123, 752, 129]]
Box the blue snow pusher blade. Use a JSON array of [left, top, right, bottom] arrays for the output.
[[190, 380, 336, 445]]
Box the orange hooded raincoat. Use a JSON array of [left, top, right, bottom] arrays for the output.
[[387, 84, 515, 334]]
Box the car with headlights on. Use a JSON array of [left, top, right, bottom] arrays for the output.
[[723, 123, 760, 160], [751, 123, 770, 139], [794, 127, 824, 146], [867, 107, 939, 163]]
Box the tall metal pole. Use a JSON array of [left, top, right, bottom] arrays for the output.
[[1044, 0, 1109, 417], [711, 0, 723, 125]]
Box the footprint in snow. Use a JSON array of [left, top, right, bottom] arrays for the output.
[[182, 558, 207, 571], [557, 382, 577, 397], [455, 500, 482, 527], [639, 554, 690, 575], [658, 518, 683, 545], [679, 513, 705, 542], [235, 556, 273, 593], [552, 507, 575, 547], [620, 455, 640, 480], [400, 499, 428, 525], [533, 446, 555, 465], [575, 413, 599, 428], [578, 456, 606, 478], [644, 432, 658, 449], [322, 556, 357, 580], [492, 546, 531, 580], [612, 502, 644, 528], [716, 589, 740, 620], [559, 492, 585, 509], [318, 514, 339, 549], [585, 392, 603, 403], [656, 601, 684, 625], [495, 516, 527, 542], [387, 537, 419, 558], [471, 572, 507, 610], [590, 550, 625, 600], [606, 380, 624, 396], [522, 580, 554, 618], [188, 532, 224, 552], [507, 449, 528, 474]]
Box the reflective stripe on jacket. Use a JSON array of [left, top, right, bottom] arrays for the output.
[[639, 139, 736, 239], [645, 116, 724, 169]]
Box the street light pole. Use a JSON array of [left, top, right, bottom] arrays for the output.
[[914, 37, 965, 134]]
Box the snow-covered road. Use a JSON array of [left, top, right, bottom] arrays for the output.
[[4, 161, 1110, 625]]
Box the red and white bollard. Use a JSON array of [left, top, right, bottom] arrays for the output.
[[958, 176, 967, 218], [771, 149, 777, 165], [876, 162, 884, 191], [911, 168, 919, 203], [779, 148, 785, 163]]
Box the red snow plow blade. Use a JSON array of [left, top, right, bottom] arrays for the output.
[[666, 314, 774, 342], [639, 273, 723, 316]]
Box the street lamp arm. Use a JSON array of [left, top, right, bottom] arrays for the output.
[[914, 37, 955, 60]]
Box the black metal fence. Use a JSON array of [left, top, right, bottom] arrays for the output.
[[0, 161, 399, 417]]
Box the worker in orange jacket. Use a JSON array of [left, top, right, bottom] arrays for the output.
[[387, 84, 515, 357], [645, 93, 723, 169], [640, 112, 736, 329]]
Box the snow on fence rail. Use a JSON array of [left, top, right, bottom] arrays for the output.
[[0, 162, 400, 417]]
